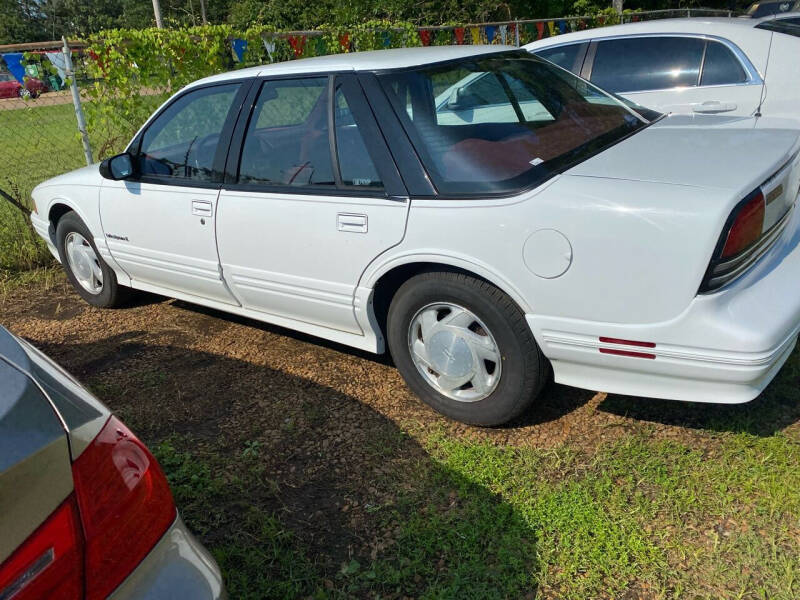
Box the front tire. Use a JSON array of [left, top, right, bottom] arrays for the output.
[[56, 211, 128, 308], [387, 271, 547, 426]]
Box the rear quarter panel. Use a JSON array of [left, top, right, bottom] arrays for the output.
[[363, 175, 727, 326], [761, 32, 800, 119]]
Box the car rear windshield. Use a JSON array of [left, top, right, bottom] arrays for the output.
[[756, 18, 800, 37], [377, 51, 651, 196]]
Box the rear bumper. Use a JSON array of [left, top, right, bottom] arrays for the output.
[[109, 514, 225, 600], [528, 203, 800, 404]]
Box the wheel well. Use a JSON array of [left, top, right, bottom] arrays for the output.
[[48, 203, 73, 229], [371, 262, 496, 343]]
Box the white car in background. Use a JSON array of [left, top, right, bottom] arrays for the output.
[[524, 18, 800, 120], [29, 47, 800, 426]]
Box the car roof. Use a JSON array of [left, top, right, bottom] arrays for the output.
[[523, 17, 772, 49], [189, 45, 518, 88]]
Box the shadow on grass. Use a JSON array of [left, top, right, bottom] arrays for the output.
[[35, 334, 540, 599]]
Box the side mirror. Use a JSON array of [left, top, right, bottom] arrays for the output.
[[100, 153, 134, 181], [446, 87, 476, 111]]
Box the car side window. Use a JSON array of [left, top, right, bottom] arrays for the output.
[[238, 77, 335, 187], [138, 83, 241, 182], [535, 43, 587, 74], [590, 37, 705, 93], [700, 41, 747, 87], [333, 87, 383, 188]]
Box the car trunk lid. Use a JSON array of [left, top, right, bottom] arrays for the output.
[[0, 330, 73, 566], [566, 114, 800, 198]]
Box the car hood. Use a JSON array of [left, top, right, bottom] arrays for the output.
[[35, 162, 103, 190], [566, 114, 800, 196]]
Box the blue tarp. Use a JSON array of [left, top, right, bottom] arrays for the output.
[[1, 53, 26, 83]]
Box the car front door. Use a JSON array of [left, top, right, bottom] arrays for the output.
[[585, 36, 764, 117], [215, 74, 408, 335], [100, 81, 248, 305]]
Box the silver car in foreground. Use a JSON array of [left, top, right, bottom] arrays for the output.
[[0, 326, 225, 599]]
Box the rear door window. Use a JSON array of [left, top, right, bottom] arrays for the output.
[[700, 41, 748, 86], [238, 77, 335, 187], [590, 37, 705, 93]]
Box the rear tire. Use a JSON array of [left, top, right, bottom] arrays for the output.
[[56, 211, 128, 308], [387, 271, 547, 426]]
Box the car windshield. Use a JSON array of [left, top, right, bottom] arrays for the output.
[[378, 51, 653, 195]]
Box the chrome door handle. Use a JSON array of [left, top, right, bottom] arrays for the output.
[[692, 101, 737, 114], [191, 200, 213, 217], [337, 213, 368, 233]]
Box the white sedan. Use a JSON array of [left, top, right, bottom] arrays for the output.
[[525, 17, 800, 120], [30, 46, 800, 425]]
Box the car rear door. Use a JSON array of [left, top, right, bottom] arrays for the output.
[[585, 35, 764, 117], [100, 81, 250, 305], [215, 73, 408, 335]]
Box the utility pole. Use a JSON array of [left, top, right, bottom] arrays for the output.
[[199, 0, 208, 25], [152, 0, 164, 28]]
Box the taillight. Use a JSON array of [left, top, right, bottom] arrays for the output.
[[0, 496, 84, 600], [720, 190, 765, 258], [72, 416, 176, 600]]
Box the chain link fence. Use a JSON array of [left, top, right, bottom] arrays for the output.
[[0, 8, 739, 273]]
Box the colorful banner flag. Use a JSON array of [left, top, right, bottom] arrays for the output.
[[470, 27, 481, 44], [454, 27, 465, 44], [262, 37, 276, 62], [579, 19, 587, 29], [558, 20, 567, 34], [499, 24, 508, 44], [339, 33, 350, 51], [632, 15, 640, 22], [485, 25, 496, 43], [547, 21, 556, 36], [315, 36, 327, 56], [288, 35, 306, 58], [535, 22, 544, 40], [231, 38, 247, 62], [419, 29, 431, 46]]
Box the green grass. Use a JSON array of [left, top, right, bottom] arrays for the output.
[[148, 365, 800, 600], [0, 102, 87, 272]]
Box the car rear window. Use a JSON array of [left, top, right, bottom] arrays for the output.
[[378, 51, 650, 196], [534, 42, 588, 74], [700, 41, 748, 86], [756, 18, 800, 37]]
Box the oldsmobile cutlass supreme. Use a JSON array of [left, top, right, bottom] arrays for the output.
[[30, 46, 800, 425]]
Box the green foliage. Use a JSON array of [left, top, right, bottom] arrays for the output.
[[82, 26, 235, 157]]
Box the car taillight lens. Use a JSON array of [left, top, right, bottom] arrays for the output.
[[0, 496, 84, 600], [72, 416, 176, 600], [721, 190, 765, 258]]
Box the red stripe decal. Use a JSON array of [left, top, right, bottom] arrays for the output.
[[599, 348, 656, 360], [599, 337, 656, 348]]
